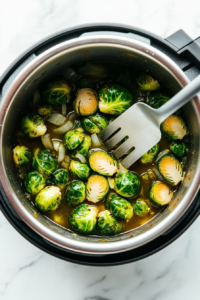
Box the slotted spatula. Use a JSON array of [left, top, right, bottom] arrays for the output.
[[98, 75, 200, 168]]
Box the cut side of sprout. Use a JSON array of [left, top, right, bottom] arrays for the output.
[[149, 181, 174, 207], [75, 153, 87, 163], [53, 121, 73, 134], [86, 175, 109, 203], [57, 143, 66, 163], [91, 133, 102, 147], [118, 163, 129, 173], [47, 113, 67, 126], [62, 104, 67, 116], [52, 140, 61, 151], [33, 90, 40, 106], [89, 150, 118, 176], [41, 134, 53, 150]]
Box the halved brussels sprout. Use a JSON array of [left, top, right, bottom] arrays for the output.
[[69, 204, 98, 234], [149, 181, 174, 207], [170, 141, 187, 158], [73, 88, 98, 116], [41, 80, 71, 104], [32, 149, 58, 177], [157, 155, 184, 186], [13, 145, 31, 168], [70, 160, 90, 180], [147, 91, 170, 109], [71, 135, 91, 158], [86, 175, 109, 203], [114, 172, 141, 198], [89, 150, 118, 176], [109, 193, 133, 221], [97, 210, 122, 236], [47, 169, 69, 189], [98, 85, 133, 115], [134, 199, 149, 217], [65, 181, 86, 206], [24, 172, 46, 194], [21, 113, 47, 138], [161, 115, 188, 140], [140, 144, 159, 164], [38, 105, 53, 119], [136, 72, 160, 91], [77, 62, 107, 79], [81, 113, 109, 134], [63, 127, 84, 150], [35, 186, 62, 212]]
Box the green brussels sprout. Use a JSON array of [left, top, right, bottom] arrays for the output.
[[38, 105, 53, 119], [47, 169, 69, 189], [81, 113, 109, 134], [35, 186, 62, 212], [13, 145, 31, 168], [149, 181, 174, 207], [63, 127, 85, 151], [147, 91, 170, 109], [71, 135, 91, 158], [24, 172, 46, 194], [86, 175, 109, 203], [140, 144, 159, 164], [109, 193, 133, 220], [114, 172, 141, 198], [157, 155, 184, 186], [97, 210, 122, 236], [89, 150, 118, 176], [136, 72, 160, 91], [170, 141, 187, 158], [41, 80, 71, 105], [161, 115, 188, 140], [32, 149, 58, 177], [77, 78, 95, 88], [21, 113, 47, 138], [73, 88, 98, 116], [69, 160, 90, 180], [98, 85, 133, 116], [134, 199, 149, 217], [65, 181, 86, 206], [69, 204, 98, 234], [77, 62, 107, 79]]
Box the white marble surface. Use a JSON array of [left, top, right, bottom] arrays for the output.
[[1, 0, 200, 299]]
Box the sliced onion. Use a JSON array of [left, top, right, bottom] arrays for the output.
[[118, 163, 128, 173], [33, 90, 40, 106], [41, 134, 53, 150], [52, 140, 61, 151], [62, 104, 67, 116], [53, 121, 73, 134], [68, 111, 76, 123], [155, 149, 170, 164], [75, 153, 87, 163], [108, 177, 115, 189], [47, 113, 67, 126], [91, 133, 102, 147], [61, 161, 70, 169], [58, 143, 66, 163], [152, 166, 163, 181], [63, 156, 70, 163]]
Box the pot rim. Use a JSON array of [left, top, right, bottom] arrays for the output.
[[1, 34, 200, 254]]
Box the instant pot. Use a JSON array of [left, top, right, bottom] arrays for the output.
[[1, 23, 200, 266]]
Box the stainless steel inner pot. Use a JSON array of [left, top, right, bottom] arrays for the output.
[[1, 34, 200, 255]]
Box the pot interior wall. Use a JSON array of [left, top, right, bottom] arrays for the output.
[[2, 43, 200, 246]]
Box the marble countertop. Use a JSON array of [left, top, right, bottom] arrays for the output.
[[1, 0, 200, 299]]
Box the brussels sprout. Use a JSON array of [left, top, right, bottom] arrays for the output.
[[157, 155, 184, 186], [13, 145, 31, 168], [32, 149, 58, 177], [161, 115, 188, 140], [24, 172, 46, 194], [81, 113, 109, 134], [89, 150, 118, 176], [63, 127, 84, 150], [114, 172, 141, 198], [73, 88, 98, 116], [41, 80, 71, 105], [65, 181, 86, 206], [109, 193, 133, 221], [147, 91, 170, 109], [86, 175, 109, 203], [38, 105, 53, 119], [140, 144, 159, 164], [47, 169, 69, 189], [134, 199, 149, 217], [149, 181, 174, 207], [35, 186, 62, 212], [113, 70, 135, 88], [70, 160, 90, 180], [69, 204, 98, 234], [170, 141, 187, 158], [77, 62, 107, 79], [71, 135, 91, 158], [99, 85, 133, 116], [97, 210, 122, 236], [21, 113, 47, 138], [136, 72, 160, 91]]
